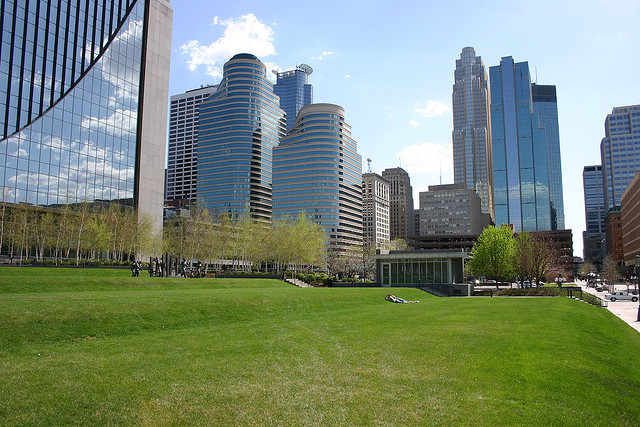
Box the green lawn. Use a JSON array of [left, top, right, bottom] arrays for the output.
[[1, 267, 639, 425]]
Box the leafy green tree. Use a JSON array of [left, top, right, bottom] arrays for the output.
[[469, 225, 515, 280]]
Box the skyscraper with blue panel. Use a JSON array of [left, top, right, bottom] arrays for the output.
[[273, 65, 313, 131], [197, 54, 286, 223], [273, 103, 363, 252], [532, 83, 565, 230], [490, 56, 551, 232]]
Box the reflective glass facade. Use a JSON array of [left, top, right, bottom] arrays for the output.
[[197, 54, 286, 222], [582, 165, 606, 262], [273, 103, 362, 251], [273, 65, 313, 131], [600, 105, 640, 210], [490, 57, 551, 232], [452, 47, 493, 219], [532, 83, 565, 230], [0, 0, 147, 208]]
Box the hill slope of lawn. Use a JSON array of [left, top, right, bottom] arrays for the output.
[[1, 267, 639, 425]]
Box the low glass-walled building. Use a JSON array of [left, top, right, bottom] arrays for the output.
[[373, 250, 469, 286]]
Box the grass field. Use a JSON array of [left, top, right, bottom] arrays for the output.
[[1, 267, 640, 425]]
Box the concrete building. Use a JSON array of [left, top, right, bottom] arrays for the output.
[[166, 85, 218, 208], [601, 105, 640, 210], [490, 56, 551, 232], [532, 83, 565, 230], [621, 171, 640, 265], [273, 64, 313, 131], [452, 47, 493, 219], [273, 103, 362, 251], [197, 54, 286, 222], [418, 184, 483, 236], [606, 207, 624, 265], [0, 0, 172, 233], [382, 167, 414, 240], [583, 165, 607, 263], [362, 173, 390, 249]]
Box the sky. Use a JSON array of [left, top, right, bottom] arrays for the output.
[[167, 0, 640, 257]]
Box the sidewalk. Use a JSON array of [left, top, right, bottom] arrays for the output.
[[577, 280, 640, 333]]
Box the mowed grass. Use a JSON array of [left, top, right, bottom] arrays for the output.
[[1, 268, 640, 425]]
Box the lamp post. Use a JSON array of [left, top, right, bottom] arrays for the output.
[[636, 255, 640, 322]]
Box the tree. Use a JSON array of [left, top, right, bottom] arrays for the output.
[[468, 225, 515, 281], [578, 260, 596, 278], [601, 254, 620, 292], [513, 231, 552, 283]]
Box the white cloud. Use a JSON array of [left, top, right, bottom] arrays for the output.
[[396, 142, 453, 176], [415, 100, 451, 118], [409, 120, 419, 127], [310, 51, 335, 60], [181, 14, 276, 79], [344, 74, 351, 79]]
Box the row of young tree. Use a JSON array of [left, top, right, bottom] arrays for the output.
[[0, 202, 155, 264], [468, 225, 565, 283], [163, 205, 327, 273]]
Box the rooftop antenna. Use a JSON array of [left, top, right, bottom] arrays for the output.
[[535, 66, 538, 84], [439, 159, 442, 185], [367, 158, 372, 173], [398, 156, 402, 168]]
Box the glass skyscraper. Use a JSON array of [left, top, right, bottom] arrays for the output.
[[490, 56, 551, 232], [273, 64, 313, 131], [582, 165, 606, 262], [452, 47, 493, 219], [273, 103, 362, 251], [532, 83, 565, 230], [197, 54, 286, 222], [0, 0, 172, 231], [600, 105, 640, 210]]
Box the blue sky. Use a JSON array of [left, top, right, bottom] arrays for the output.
[[168, 0, 640, 257]]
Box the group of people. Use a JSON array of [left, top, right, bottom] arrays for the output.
[[179, 259, 203, 278], [385, 294, 420, 304], [130, 260, 142, 277]]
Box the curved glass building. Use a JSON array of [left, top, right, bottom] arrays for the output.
[[197, 54, 286, 222], [0, 0, 172, 231], [273, 103, 363, 251]]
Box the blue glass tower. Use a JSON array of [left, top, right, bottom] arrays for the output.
[[273, 103, 362, 251], [0, 0, 172, 231], [273, 65, 313, 131], [490, 56, 551, 232], [197, 54, 286, 222], [532, 84, 565, 230]]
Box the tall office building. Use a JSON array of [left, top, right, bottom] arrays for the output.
[[381, 167, 414, 239], [418, 184, 483, 236], [273, 104, 362, 251], [452, 47, 493, 219], [600, 105, 640, 210], [362, 173, 390, 249], [273, 64, 313, 131], [532, 83, 565, 230], [197, 54, 286, 222], [489, 56, 551, 232], [582, 165, 606, 262], [166, 85, 217, 207], [0, 0, 172, 232]]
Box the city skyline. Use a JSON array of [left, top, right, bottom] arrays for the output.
[[169, 0, 640, 256]]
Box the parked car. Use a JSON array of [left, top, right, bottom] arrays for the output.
[[604, 291, 639, 302]]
